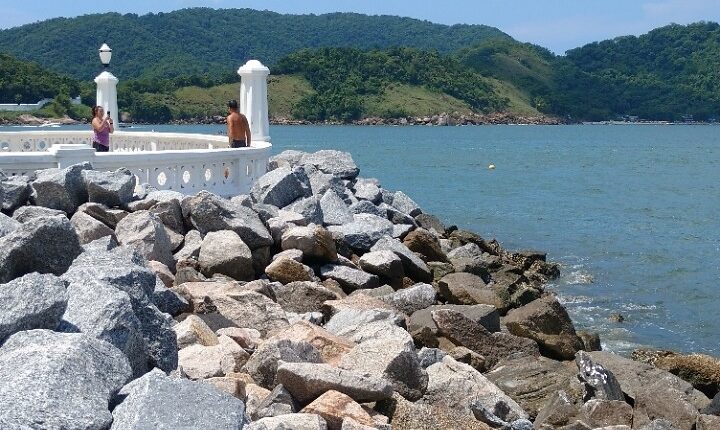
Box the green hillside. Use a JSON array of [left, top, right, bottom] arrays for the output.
[[0, 8, 509, 81]]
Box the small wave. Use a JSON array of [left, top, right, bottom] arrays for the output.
[[563, 270, 594, 285]]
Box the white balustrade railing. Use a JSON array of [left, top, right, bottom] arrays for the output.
[[0, 130, 230, 153], [0, 131, 270, 197]]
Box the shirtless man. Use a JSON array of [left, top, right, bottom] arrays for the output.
[[227, 100, 251, 148]]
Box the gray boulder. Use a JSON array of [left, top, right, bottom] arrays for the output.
[[247, 413, 328, 430], [0, 273, 67, 343], [358, 250, 404, 279], [183, 190, 273, 249], [349, 200, 385, 218], [0, 215, 82, 283], [0, 329, 131, 430], [115, 210, 175, 270], [148, 198, 185, 233], [1, 176, 31, 212], [174, 229, 203, 261], [210, 291, 290, 337], [198, 230, 254, 281], [408, 304, 501, 336], [381, 283, 436, 315], [370, 235, 432, 282], [252, 384, 298, 420], [76, 202, 127, 229], [418, 347, 448, 369], [421, 355, 528, 421], [286, 196, 324, 225], [30, 162, 91, 213], [277, 361, 394, 403], [62, 246, 178, 373], [59, 277, 148, 377], [246, 338, 324, 389], [269, 150, 306, 170], [339, 338, 428, 401], [328, 214, 393, 252], [251, 167, 309, 208], [307, 165, 345, 196], [0, 212, 20, 237], [83, 168, 136, 207], [319, 189, 353, 226], [11, 205, 65, 223], [576, 350, 625, 402], [353, 179, 382, 203], [300, 150, 360, 179], [415, 213, 446, 234], [111, 368, 247, 429], [319, 264, 380, 292], [71, 210, 115, 244], [281, 224, 338, 262], [391, 191, 422, 217]]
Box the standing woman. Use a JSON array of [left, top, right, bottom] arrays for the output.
[[91, 105, 113, 152]]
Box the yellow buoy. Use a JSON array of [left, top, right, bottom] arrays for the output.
[[488, 164, 496, 170]]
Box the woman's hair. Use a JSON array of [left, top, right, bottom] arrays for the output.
[[91, 105, 103, 117]]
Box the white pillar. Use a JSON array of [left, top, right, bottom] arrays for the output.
[[94, 71, 119, 126], [237, 60, 270, 143]]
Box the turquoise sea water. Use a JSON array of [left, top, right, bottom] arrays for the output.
[[4, 123, 719, 356]]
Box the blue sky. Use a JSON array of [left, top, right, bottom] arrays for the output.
[[1, 0, 719, 54]]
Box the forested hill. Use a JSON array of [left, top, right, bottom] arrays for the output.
[[555, 21, 720, 120], [0, 8, 509, 80], [0, 53, 80, 103]]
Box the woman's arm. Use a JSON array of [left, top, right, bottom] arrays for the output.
[[107, 118, 114, 134]]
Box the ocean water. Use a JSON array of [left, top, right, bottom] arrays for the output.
[[5, 123, 718, 356]]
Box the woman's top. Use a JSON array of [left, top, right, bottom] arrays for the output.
[[93, 121, 110, 147]]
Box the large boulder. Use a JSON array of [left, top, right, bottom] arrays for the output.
[[576, 351, 625, 402], [486, 356, 582, 419], [251, 167, 310, 208], [70, 210, 115, 244], [358, 250, 404, 279], [266, 257, 317, 284], [504, 295, 584, 360], [281, 224, 338, 262], [652, 352, 720, 399], [58, 277, 149, 377], [319, 264, 380, 292], [380, 283, 436, 315], [83, 168, 136, 207], [300, 150, 360, 179], [0, 273, 67, 344], [286, 196, 324, 225], [198, 230, 254, 281], [370, 235, 432, 283], [0, 212, 20, 237], [149, 198, 185, 233], [11, 205, 65, 223], [328, 214, 393, 252], [247, 413, 328, 430], [245, 338, 324, 389], [111, 368, 246, 429], [438, 272, 507, 311], [0, 215, 82, 283], [300, 390, 375, 430], [429, 309, 540, 368], [319, 189, 353, 226], [30, 162, 91, 213], [587, 351, 709, 430], [211, 291, 290, 337], [408, 304, 500, 337], [0, 329, 131, 430], [270, 281, 339, 314], [183, 190, 273, 249], [115, 210, 175, 270], [269, 321, 354, 366], [391, 191, 422, 217], [420, 355, 528, 422], [174, 314, 219, 349], [62, 246, 178, 373], [353, 178, 382, 203], [277, 361, 394, 403], [378, 392, 492, 430], [178, 335, 250, 380], [403, 228, 447, 262], [1, 176, 31, 212], [339, 338, 428, 401]]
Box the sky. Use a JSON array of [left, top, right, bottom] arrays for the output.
[[1, 0, 719, 54]]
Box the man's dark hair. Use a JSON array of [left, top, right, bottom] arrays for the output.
[[228, 100, 238, 109]]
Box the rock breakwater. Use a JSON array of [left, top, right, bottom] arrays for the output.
[[0, 149, 716, 429]]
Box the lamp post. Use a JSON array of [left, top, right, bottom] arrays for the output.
[[94, 42, 119, 126]]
